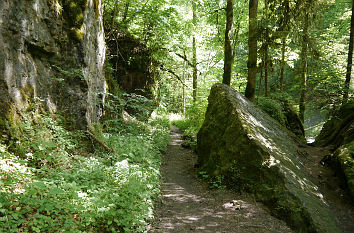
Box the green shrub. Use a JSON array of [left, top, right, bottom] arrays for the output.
[[0, 101, 170, 232], [257, 97, 287, 126]]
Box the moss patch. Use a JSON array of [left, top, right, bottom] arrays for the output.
[[62, 0, 88, 42], [330, 141, 354, 200], [315, 100, 354, 148]]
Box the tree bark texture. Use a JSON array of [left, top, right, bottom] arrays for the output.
[[280, 36, 286, 92], [264, 0, 269, 97], [192, 1, 197, 102], [264, 42, 269, 97], [343, 0, 354, 104], [245, 0, 258, 102], [222, 0, 234, 86], [299, 13, 309, 123]]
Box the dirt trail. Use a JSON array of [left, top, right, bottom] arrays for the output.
[[298, 145, 354, 233], [150, 126, 293, 233]]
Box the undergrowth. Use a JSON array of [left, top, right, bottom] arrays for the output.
[[171, 100, 207, 140], [0, 100, 170, 232]]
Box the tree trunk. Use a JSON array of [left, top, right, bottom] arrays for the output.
[[222, 0, 234, 86], [280, 36, 286, 92], [264, 42, 269, 97], [192, 1, 197, 102], [245, 0, 258, 102], [258, 64, 263, 97], [264, 0, 269, 97], [343, 0, 354, 104], [182, 60, 186, 116], [299, 13, 309, 123]]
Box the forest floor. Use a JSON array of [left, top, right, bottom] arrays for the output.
[[149, 126, 293, 233], [149, 126, 354, 233], [297, 144, 354, 233]]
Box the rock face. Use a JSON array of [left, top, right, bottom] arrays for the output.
[[106, 32, 157, 119], [329, 141, 354, 200], [315, 101, 354, 200], [314, 101, 354, 149], [197, 84, 339, 232], [0, 0, 106, 129], [107, 32, 156, 97]]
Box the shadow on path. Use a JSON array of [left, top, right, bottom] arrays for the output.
[[150, 126, 293, 233]]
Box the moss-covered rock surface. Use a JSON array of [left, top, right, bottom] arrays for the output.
[[197, 83, 340, 233], [314, 100, 354, 149], [331, 142, 354, 199]]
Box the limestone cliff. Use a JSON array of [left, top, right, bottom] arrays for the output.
[[0, 0, 106, 129]]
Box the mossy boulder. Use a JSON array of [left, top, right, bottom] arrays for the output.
[[197, 83, 340, 232], [328, 142, 354, 200], [314, 100, 354, 149]]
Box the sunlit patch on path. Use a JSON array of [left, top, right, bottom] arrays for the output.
[[150, 126, 293, 233]]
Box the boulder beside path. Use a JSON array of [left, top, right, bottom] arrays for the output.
[[197, 83, 340, 232]]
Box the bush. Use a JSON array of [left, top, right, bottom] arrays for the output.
[[257, 97, 287, 126], [0, 104, 170, 232]]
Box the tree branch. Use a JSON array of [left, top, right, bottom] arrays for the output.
[[160, 65, 187, 87], [174, 52, 194, 67]]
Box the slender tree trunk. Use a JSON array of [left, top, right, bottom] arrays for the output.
[[299, 13, 309, 123], [280, 36, 286, 92], [222, 0, 234, 85], [192, 1, 197, 102], [110, 0, 119, 28], [264, 42, 269, 97], [258, 64, 263, 97], [182, 60, 186, 116], [245, 0, 258, 102], [264, 0, 269, 97], [343, 0, 354, 104], [122, 1, 130, 29]]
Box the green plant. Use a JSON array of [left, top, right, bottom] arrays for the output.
[[0, 99, 170, 232], [256, 97, 287, 126]]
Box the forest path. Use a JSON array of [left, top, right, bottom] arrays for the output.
[[298, 145, 354, 233], [149, 126, 293, 233]]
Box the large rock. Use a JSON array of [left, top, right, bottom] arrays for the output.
[[315, 101, 354, 200], [106, 31, 157, 120], [314, 100, 354, 149], [329, 141, 354, 200], [197, 84, 339, 232], [0, 0, 106, 129]]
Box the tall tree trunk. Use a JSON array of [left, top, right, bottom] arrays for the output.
[[264, 42, 269, 97], [222, 0, 234, 85], [245, 0, 258, 102], [258, 64, 263, 97], [192, 1, 198, 102], [264, 0, 269, 97], [121, 1, 130, 29], [182, 60, 186, 116], [279, 0, 289, 92], [280, 36, 286, 92], [343, 0, 354, 104], [299, 13, 309, 123]]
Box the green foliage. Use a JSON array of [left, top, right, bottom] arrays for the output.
[[257, 96, 287, 126], [172, 100, 207, 137], [198, 170, 226, 190], [0, 100, 170, 232]]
